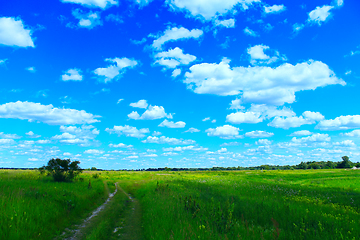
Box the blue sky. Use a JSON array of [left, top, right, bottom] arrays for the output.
[[1, 0, 360, 169]]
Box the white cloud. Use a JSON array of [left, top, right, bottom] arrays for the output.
[[334, 0, 343, 7], [264, 4, 286, 14], [247, 45, 286, 66], [293, 23, 305, 33], [185, 127, 200, 133], [84, 149, 104, 154], [291, 133, 331, 144], [226, 111, 262, 124], [0, 17, 34, 47], [316, 115, 360, 130], [269, 111, 324, 129], [105, 125, 149, 138], [109, 143, 133, 148], [172, 69, 181, 78], [151, 26, 203, 50], [211, 119, 216, 123], [52, 125, 99, 146], [0, 101, 100, 125], [307, 5, 334, 25], [25, 131, 41, 138], [26, 67, 36, 72], [154, 47, 196, 68], [130, 99, 148, 109], [245, 130, 274, 138], [206, 125, 242, 139], [163, 145, 208, 151], [152, 131, 162, 136], [61, 0, 118, 9], [117, 99, 124, 104], [244, 27, 258, 37], [256, 139, 272, 145], [134, 0, 154, 7], [202, 117, 210, 121], [139, 105, 173, 120], [167, 0, 260, 20], [0, 139, 15, 145], [342, 130, 360, 137], [229, 99, 243, 110], [184, 59, 345, 106], [0, 132, 21, 139], [70, 9, 102, 29], [290, 130, 312, 136], [62, 68, 83, 81], [94, 57, 138, 83], [214, 19, 235, 28], [142, 136, 195, 145], [105, 14, 123, 24], [0, 59, 7, 65], [159, 119, 186, 128], [333, 140, 355, 147], [128, 111, 141, 120]]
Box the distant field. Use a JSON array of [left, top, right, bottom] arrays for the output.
[[1, 169, 359, 239]]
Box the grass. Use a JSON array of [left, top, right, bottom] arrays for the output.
[[1, 169, 359, 240]]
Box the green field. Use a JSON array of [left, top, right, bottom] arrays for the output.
[[1, 169, 359, 239]]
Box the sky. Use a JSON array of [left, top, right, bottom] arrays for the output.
[[1, 0, 360, 170]]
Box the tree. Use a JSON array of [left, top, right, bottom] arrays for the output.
[[337, 156, 352, 169], [40, 158, 82, 182]]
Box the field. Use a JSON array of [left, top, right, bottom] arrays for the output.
[[1, 169, 359, 239]]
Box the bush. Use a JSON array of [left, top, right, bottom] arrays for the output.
[[39, 158, 83, 182]]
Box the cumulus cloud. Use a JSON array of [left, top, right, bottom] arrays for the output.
[[342, 130, 360, 137], [307, 5, 334, 25], [106, 125, 149, 138], [206, 125, 242, 139], [0, 101, 100, 125], [291, 133, 331, 144], [25, 131, 41, 138], [70, 9, 102, 29], [316, 115, 360, 130], [185, 127, 200, 133], [61, 0, 118, 9], [293, 23, 305, 33], [229, 99, 244, 110], [0, 132, 21, 139], [214, 19, 235, 28], [245, 130, 274, 138], [290, 130, 312, 136], [109, 143, 133, 148], [159, 119, 186, 128], [226, 111, 262, 124], [142, 136, 195, 145], [62, 68, 83, 81], [84, 149, 104, 154], [151, 26, 203, 50], [244, 27, 258, 37], [130, 99, 148, 109], [333, 140, 356, 147], [184, 58, 344, 106], [256, 139, 272, 145], [129, 105, 173, 120], [26, 67, 36, 72], [94, 57, 138, 83], [172, 69, 181, 78], [154, 47, 196, 68], [264, 4, 286, 14], [0, 17, 34, 47], [163, 145, 208, 151], [167, 0, 260, 20], [247, 45, 286, 66], [52, 125, 100, 146], [269, 111, 324, 129], [227, 104, 295, 125]]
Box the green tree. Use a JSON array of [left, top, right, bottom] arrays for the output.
[[298, 162, 308, 170], [337, 156, 352, 168], [40, 158, 82, 182]]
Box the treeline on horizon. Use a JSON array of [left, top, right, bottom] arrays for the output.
[[2, 156, 359, 172]]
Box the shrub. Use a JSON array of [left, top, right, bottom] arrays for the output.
[[39, 158, 83, 182]]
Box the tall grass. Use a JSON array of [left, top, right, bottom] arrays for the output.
[[0, 170, 107, 240]]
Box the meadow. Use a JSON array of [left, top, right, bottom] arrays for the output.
[[0, 169, 359, 239]]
